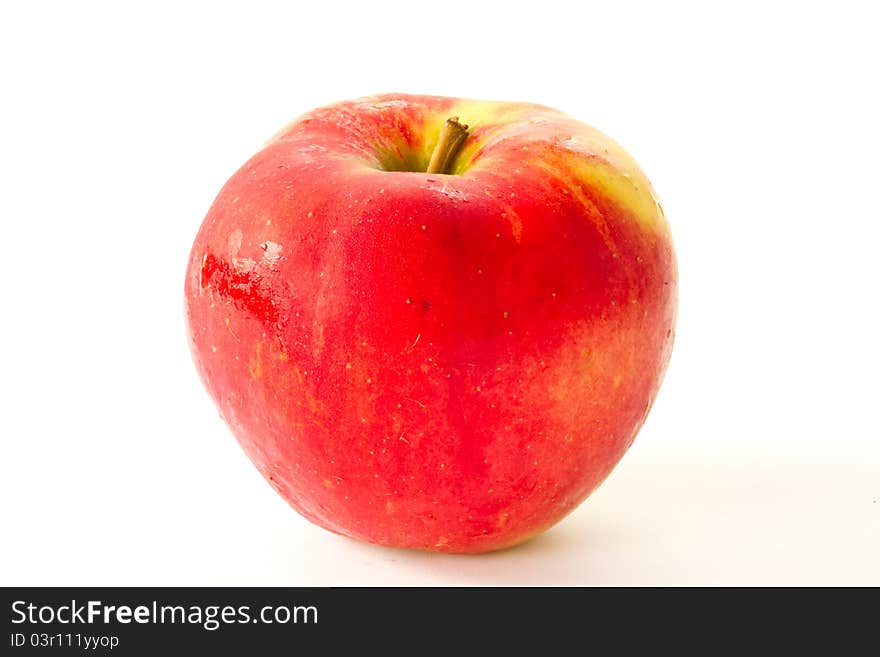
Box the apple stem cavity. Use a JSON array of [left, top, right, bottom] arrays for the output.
[[426, 117, 469, 175]]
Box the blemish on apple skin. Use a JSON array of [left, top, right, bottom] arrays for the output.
[[199, 253, 209, 290], [260, 240, 283, 264], [228, 229, 243, 256], [225, 317, 239, 340]]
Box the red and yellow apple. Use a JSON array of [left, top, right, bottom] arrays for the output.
[[185, 93, 677, 553]]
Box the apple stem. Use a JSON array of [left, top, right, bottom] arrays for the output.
[[426, 117, 469, 174]]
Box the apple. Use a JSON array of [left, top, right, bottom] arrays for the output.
[[185, 93, 677, 553]]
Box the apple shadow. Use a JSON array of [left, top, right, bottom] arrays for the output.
[[335, 508, 643, 586], [253, 497, 644, 586], [260, 449, 880, 586]]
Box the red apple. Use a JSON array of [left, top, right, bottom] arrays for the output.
[[185, 93, 677, 553]]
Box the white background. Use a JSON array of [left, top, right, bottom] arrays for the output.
[[1, 1, 878, 585]]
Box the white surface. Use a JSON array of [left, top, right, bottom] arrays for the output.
[[1, 1, 878, 586]]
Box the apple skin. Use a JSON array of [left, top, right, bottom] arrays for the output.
[[185, 93, 676, 553]]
